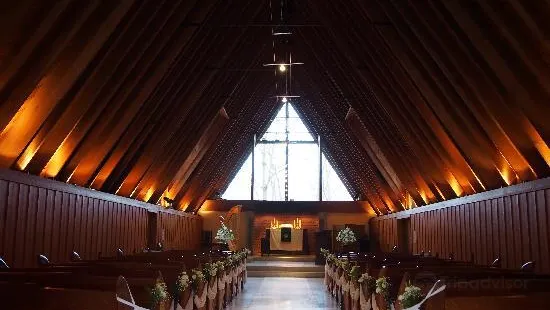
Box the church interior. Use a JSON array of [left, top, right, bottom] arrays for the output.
[[1, 0, 550, 309]]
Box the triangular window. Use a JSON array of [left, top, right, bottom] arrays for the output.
[[222, 102, 352, 201]]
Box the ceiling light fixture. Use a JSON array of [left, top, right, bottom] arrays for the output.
[[279, 64, 287, 72]]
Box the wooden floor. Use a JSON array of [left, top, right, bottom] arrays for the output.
[[227, 277, 338, 309]]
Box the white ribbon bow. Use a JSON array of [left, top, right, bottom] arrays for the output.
[[402, 280, 446, 310]]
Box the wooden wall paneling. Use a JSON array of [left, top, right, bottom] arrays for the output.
[[122, 206, 128, 253], [519, 193, 531, 265], [527, 192, 540, 270], [490, 199, 499, 263], [4, 183, 19, 265], [440, 209, 444, 257], [465, 203, 472, 262], [485, 199, 498, 265], [372, 178, 550, 273], [34, 188, 47, 262], [60, 192, 70, 261], [431, 210, 439, 255], [0, 181, 7, 257], [460, 205, 467, 261], [510, 195, 521, 269], [435, 210, 440, 257], [51, 191, 62, 261], [14, 184, 28, 267], [83, 197, 93, 259], [72, 195, 82, 258], [497, 197, 507, 267], [538, 190, 550, 272], [448, 209, 452, 257], [44, 190, 55, 261], [67, 194, 75, 259], [479, 200, 487, 264], [447, 205, 453, 259]]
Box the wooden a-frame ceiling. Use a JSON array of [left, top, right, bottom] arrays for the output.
[[1, 0, 549, 215]]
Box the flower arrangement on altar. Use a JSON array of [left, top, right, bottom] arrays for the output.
[[215, 222, 235, 244], [336, 227, 357, 245], [176, 271, 190, 292], [398, 283, 424, 308], [150, 281, 170, 307], [358, 272, 376, 293], [376, 276, 394, 308]]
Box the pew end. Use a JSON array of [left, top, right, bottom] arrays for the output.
[[38, 254, 50, 267], [116, 276, 136, 310], [521, 261, 535, 272], [71, 251, 82, 262], [0, 257, 9, 268], [490, 258, 501, 268]]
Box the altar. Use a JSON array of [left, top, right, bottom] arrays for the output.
[[269, 227, 304, 251]]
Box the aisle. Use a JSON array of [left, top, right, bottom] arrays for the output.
[[226, 277, 338, 310]]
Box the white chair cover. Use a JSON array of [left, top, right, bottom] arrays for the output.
[[359, 284, 371, 310], [194, 286, 208, 308], [169, 295, 193, 310], [208, 280, 218, 300]]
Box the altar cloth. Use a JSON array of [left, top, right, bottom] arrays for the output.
[[270, 228, 303, 251]]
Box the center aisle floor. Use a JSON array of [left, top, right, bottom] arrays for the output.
[[226, 277, 339, 310]]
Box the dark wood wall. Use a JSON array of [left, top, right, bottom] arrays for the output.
[[371, 177, 550, 274], [158, 212, 202, 251], [0, 169, 201, 268]]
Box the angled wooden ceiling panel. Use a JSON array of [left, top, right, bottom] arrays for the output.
[[0, 0, 549, 214]]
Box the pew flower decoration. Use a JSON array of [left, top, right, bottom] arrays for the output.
[[215, 260, 225, 273], [191, 268, 205, 288], [336, 227, 357, 245], [215, 222, 235, 244], [176, 271, 190, 292], [376, 277, 394, 307], [349, 265, 362, 282], [320, 248, 330, 257], [340, 260, 350, 272], [398, 283, 424, 309], [358, 273, 376, 293], [203, 263, 218, 280], [150, 281, 170, 307]]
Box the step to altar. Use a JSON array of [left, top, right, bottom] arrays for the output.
[[246, 255, 324, 278], [248, 255, 316, 262]]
